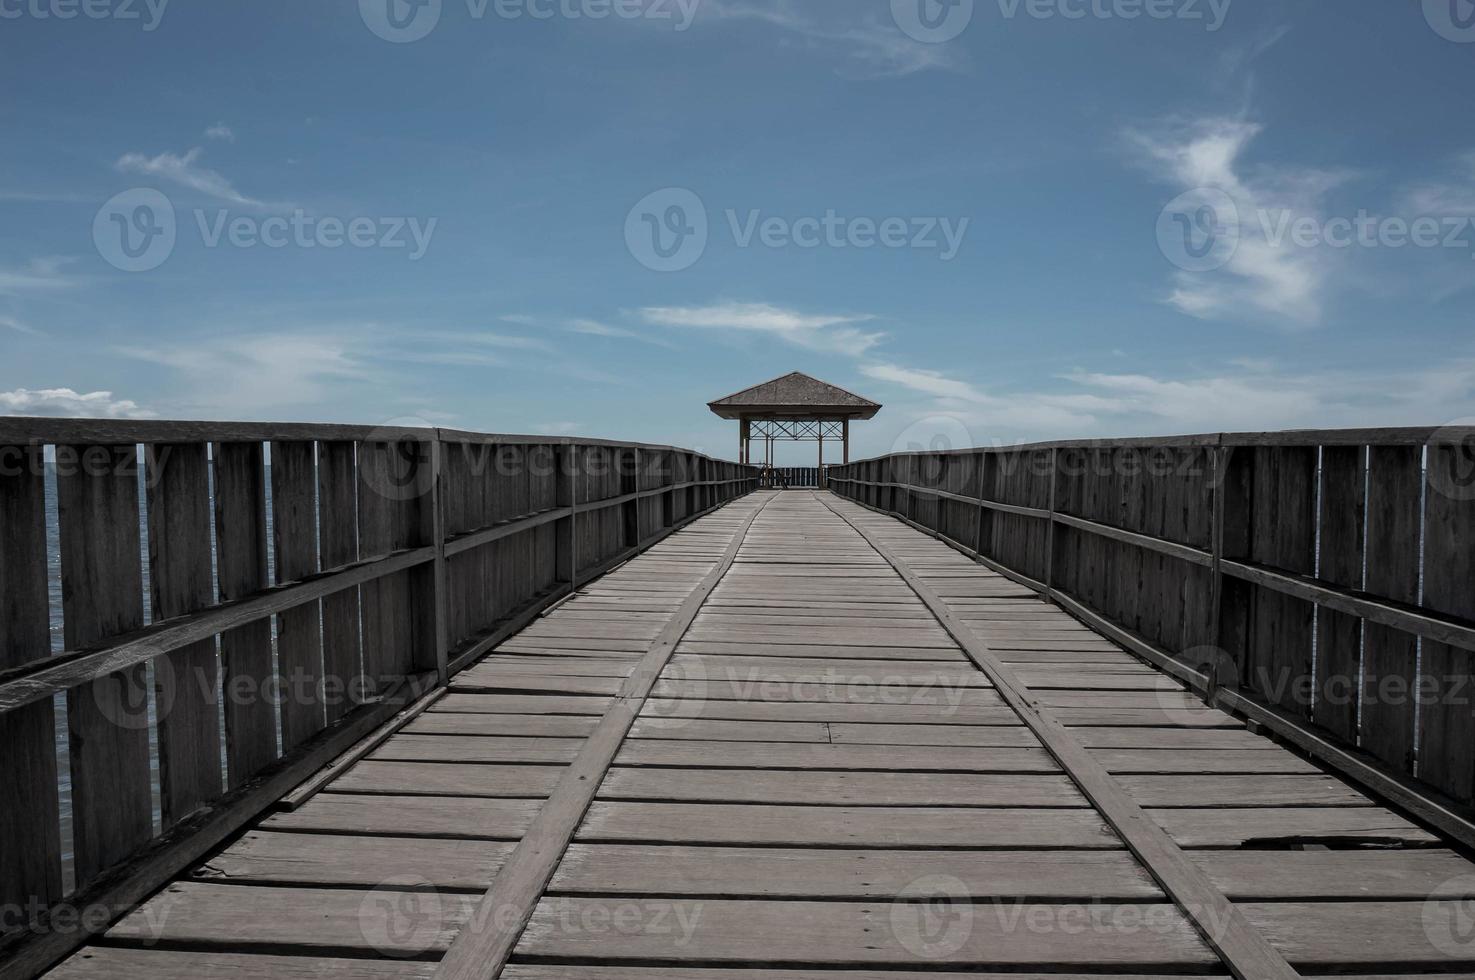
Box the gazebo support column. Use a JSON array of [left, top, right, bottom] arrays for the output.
[[843, 419, 850, 465], [817, 428, 824, 489]]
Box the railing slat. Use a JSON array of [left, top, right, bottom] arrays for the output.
[[1361, 446, 1423, 776], [146, 443, 223, 827], [58, 444, 152, 887], [270, 440, 325, 750], [317, 441, 362, 723], [0, 444, 63, 923], [1314, 446, 1366, 742], [1417, 446, 1475, 801], [212, 440, 277, 788]]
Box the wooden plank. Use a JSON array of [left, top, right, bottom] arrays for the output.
[[1193, 848, 1475, 900], [265, 793, 543, 839], [47, 948, 435, 980], [105, 882, 476, 956], [432, 495, 774, 980], [214, 440, 278, 788], [1152, 806, 1439, 848], [816, 494, 1298, 980], [196, 831, 516, 889], [0, 442, 63, 923], [549, 844, 1158, 898], [58, 443, 153, 888], [612, 741, 1056, 772], [577, 801, 1119, 847], [600, 768, 1084, 806], [271, 440, 325, 750], [504, 972, 1219, 980], [147, 443, 223, 827], [329, 760, 563, 798], [514, 898, 1216, 968]]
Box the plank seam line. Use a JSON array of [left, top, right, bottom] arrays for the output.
[[811, 491, 1300, 980], [432, 491, 778, 980]]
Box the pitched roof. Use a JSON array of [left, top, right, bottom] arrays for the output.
[[708, 371, 882, 420]]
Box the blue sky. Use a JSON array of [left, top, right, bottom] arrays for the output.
[[2, 0, 1473, 462]]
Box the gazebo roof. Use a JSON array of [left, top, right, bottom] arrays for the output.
[[708, 371, 882, 421]]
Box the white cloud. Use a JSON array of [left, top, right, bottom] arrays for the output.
[[640, 301, 883, 356], [0, 387, 154, 419], [115, 147, 275, 209], [861, 358, 1475, 445], [499, 314, 539, 327], [205, 123, 236, 142], [1130, 117, 1347, 325], [535, 421, 582, 436], [701, 0, 958, 78]]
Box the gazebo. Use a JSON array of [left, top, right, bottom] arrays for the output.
[[708, 371, 882, 486]]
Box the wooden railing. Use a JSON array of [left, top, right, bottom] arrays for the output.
[[0, 417, 757, 963], [763, 466, 823, 489], [830, 426, 1475, 845]]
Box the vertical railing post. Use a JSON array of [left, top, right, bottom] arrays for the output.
[[430, 435, 449, 687], [556, 444, 579, 591], [1044, 447, 1059, 602]]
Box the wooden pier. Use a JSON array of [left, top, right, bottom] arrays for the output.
[[3, 421, 1475, 979]]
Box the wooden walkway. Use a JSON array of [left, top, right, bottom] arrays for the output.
[[47, 491, 1475, 979]]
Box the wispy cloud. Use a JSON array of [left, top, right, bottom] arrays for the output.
[[205, 123, 236, 142], [117, 332, 372, 413], [640, 301, 883, 356], [701, 0, 959, 78], [567, 317, 674, 347], [1401, 150, 1475, 218], [0, 257, 84, 295], [115, 147, 277, 209], [0, 314, 40, 334], [861, 363, 988, 402], [535, 421, 582, 436], [0, 387, 154, 419], [1130, 116, 1348, 325]]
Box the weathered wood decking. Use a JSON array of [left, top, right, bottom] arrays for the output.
[[47, 491, 1475, 979]]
